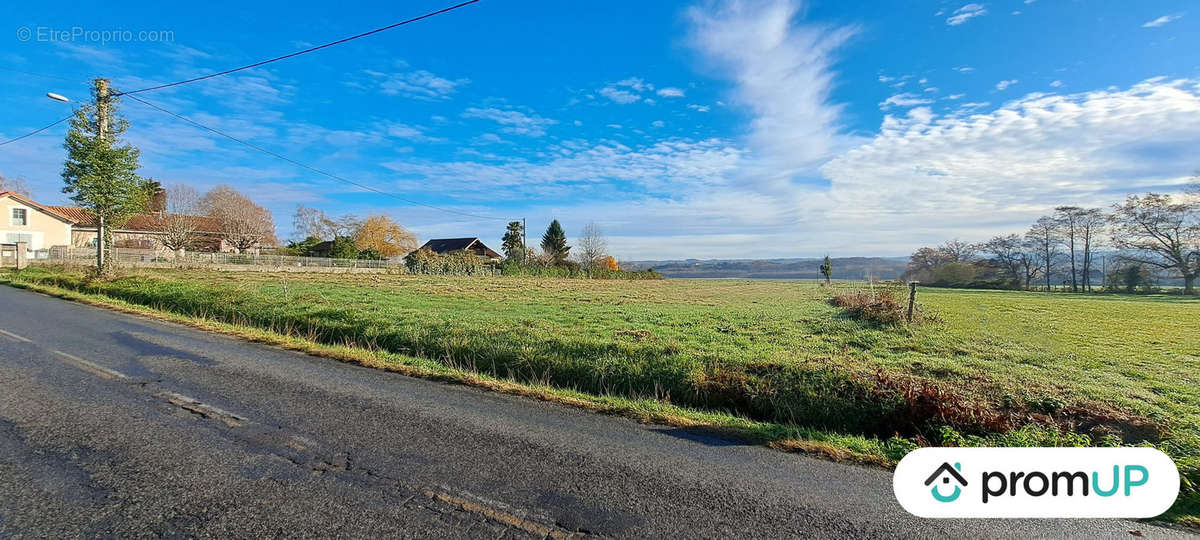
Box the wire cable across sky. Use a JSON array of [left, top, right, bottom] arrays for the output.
[[125, 94, 509, 222], [116, 0, 482, 96], [0, 115, 73, 147]]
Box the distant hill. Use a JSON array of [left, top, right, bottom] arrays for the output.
[[622, 257, 909, 280]]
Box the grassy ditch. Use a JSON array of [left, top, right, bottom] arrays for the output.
[[3, 266, 1197, 524]]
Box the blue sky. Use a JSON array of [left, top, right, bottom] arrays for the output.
[[2, 0, 1198, 259]]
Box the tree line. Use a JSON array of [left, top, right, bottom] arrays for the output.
[[284, 205, 417, 260], [498, 219, 618, 272], [904, 183, 1200, 295], [400, 218, 652, 278]]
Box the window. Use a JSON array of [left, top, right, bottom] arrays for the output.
[[11, 208, 27, 226], [5, 233, 32, 244]]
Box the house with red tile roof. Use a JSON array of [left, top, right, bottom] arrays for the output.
[[0, 191, 75, 251], [0, 190, 237, 253]]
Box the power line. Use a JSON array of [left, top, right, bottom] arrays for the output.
[[117, 0, 482, 96], [0, 115, 73, 147], [125, 94, 508, 221]]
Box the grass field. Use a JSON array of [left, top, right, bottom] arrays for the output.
[[3, 266, 1198, 523]]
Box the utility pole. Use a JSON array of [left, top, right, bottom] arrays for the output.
[[521, 217, 527, 264], [95, 78, 110, 273]]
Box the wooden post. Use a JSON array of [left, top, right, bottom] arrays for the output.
[[907, 282, 918, 323]]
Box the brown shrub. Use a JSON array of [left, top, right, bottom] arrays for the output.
[[831, 289, 909, 325]]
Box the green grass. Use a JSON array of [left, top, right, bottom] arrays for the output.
[[3, 266, 1197, 524]]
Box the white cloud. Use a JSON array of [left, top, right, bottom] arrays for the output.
[[381, 138, 743, 196], [362, 68, 469, 100], [476, 133, 506, 144], [651, 120, 666, 128], [880, 93, 933, 109], [947, 93, 965, 100], [54, 42, 122, 65], [819, 78, 1200, 246], [1049, 80, 1063, 88], [946, 4, 987, 25], [599, 86, 640, 104], [617, 77, 653, 92], [656, 87, 686, 98], [598, 77, 661, 104], [688, 104, 712, 112], [377, 122, 444, 143], [878, 75, 895, 83], [462, 107, 558, 137], [687, 0, 856, 191], [953, 66, 975, 73], [995, 79, 1018, 90], [1142, 14, 1181, 28]]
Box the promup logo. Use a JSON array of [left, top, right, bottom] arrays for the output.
[[894, 448, 1180, 518], [925, 462, 967, 502]]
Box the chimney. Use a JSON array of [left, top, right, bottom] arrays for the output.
[[151, 188, 167, 214]]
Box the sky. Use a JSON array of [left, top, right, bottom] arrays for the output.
[[1, 0, 1198, 260]]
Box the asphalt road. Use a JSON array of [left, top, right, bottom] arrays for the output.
[[0, 285, 1186, 538]]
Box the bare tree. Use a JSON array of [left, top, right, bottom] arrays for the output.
[[939, 238, 977, 262], [576, 222, 608, 269], [1026, 216, 1061, 291], [292, 205, 327, 240], [1018, 238, 1044, 289], [978, 234, 1025, 287], [293, 204, 362, 240], [156, 184, 202, 257], [0, 173, 31, 198], [1110, 193, 1199, 295], [1053, 206, 1085, 292], [201, 185, 276, 253], [1077, 208, 1106, 291]]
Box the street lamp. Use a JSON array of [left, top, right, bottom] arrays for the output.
[[47, 85, 113, 273]]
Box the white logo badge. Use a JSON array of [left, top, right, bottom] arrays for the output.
[[893, 447, 1180, 518]]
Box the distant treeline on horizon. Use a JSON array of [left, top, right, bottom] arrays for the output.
[[622, 256, 908, 280]]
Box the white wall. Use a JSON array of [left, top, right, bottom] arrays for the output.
[[0, 197, 72, 250]]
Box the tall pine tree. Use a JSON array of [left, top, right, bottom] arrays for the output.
[[541, 219, 569, 264]]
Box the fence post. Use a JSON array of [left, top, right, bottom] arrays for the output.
[[14, 242, 28, 270], [906, 282, 918, 323]]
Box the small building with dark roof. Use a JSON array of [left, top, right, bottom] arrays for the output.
[[418, 237, 502, 261]]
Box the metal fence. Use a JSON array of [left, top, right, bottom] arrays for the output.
[[34, 247, 407, 271]]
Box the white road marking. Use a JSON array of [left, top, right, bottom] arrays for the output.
[[0, 328, 32, 342], [52, 350, 130, 381]]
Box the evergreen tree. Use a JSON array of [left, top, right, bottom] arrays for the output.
[[329, 236, 360, 259], [61, 78, 150, 275], [501, 221, 525, 262], [541, 219, 569, 264], [819, 255, 833, 284]]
